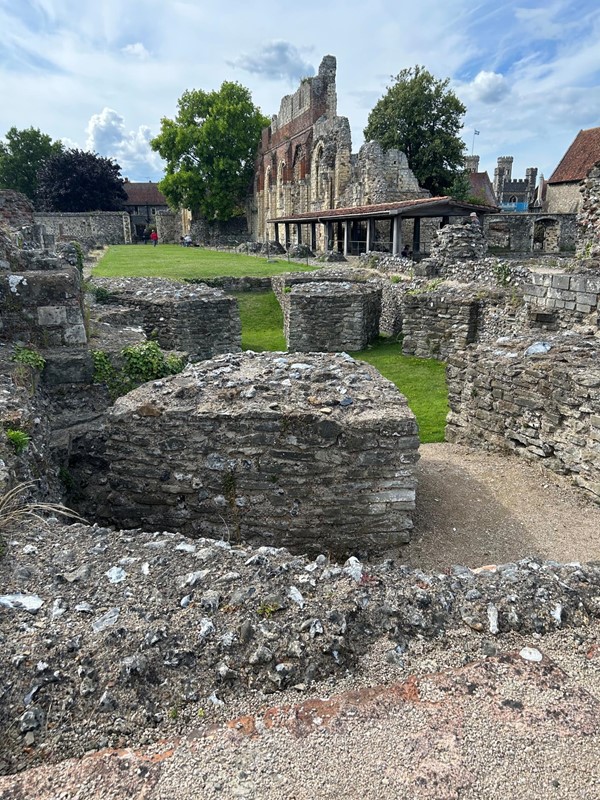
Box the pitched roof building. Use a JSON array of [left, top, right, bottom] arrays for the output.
[[546, 127, 600, 213], [122, 181, 170, 239]]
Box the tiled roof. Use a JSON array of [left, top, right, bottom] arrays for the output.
[[123, 182, 169, 206], [467, 172, 497, 206], [548, 128, 600, 184], [268, 195, 498, 223]]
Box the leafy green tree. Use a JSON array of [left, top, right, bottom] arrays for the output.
[[35, 149, 127, 212], [151, 82, 269, 221], [0, 126, 64, 200], [364, 66, 466, 196]]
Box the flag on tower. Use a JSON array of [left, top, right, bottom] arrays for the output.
[[474, 129, 480, 135]]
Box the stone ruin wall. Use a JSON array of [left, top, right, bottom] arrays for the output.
[[446, 334, 600, 500], [90, 278, 242, 360], [101, 352, 420, 556], [523, 272, 600, 329], [155, 211, 182, 244], [0, 190, 35, 230], [401, 290, 480, 360], [426, 223, 488, 266], [272, 267, 401, 338], [34, 212, 132, 246], [286, 282, 381, 352], [484, 213, 577, 254], [577, 163, 600, 259]]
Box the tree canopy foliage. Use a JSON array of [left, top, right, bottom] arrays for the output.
[[35, 149, 127, 212], [0, 126, 64, 200], [151, 82, 269, 221], [364, 66, 466, 196]]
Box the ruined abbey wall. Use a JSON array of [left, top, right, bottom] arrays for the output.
[[446, 334, 600, 499], [103, 352, 420, 555], [90, 278, 241, 360], [253, 56, 425, 250], [34, 212, 132, 246]]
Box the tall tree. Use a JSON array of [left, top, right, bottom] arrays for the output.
[[36, 149, 127, 212], [151, 82, 269, 221], [0, 126, 64, 200], [364, 66, 466, 196]]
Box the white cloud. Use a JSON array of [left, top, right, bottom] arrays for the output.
[[121, 42, 150, 60], [470, 71, 510, 104], [85, 108, 164, 180], [228, 41, 314, 83]]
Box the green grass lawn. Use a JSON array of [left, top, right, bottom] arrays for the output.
[[93, 246, 448, 442], [236, 293, 448, 442], [93, 244, 316, 280]]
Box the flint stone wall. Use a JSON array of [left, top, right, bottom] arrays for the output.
[[103, 352, 420, 555], [446, 334, 600, 499], [0, 267, 87, 346], [33, 212, 132, 246], [523, 271, 600, 327], [90, 277, 241, 360], [273, 267, 400, 337], [428, 223, 487, 265], [0, 190, 35, 230], [577, 164, 600, 259], [484, 213, 577, 254], [286, 282, 381, 352], [402, 288, 479, 360], [155, 211, 182, 244]]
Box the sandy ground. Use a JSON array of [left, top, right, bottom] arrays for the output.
[[401, 442, 600, 570]]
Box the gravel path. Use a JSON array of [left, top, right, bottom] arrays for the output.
[[405, 442, 600, 569]]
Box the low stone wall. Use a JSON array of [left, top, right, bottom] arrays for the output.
[[103, 352, 420, 555], [33, 212, 132, 246], [446, 334, 600, 500], [90, 277, 241, 360], [0, 267, 87, 346], [401, 287, 480, 360], [484, 213, 577, 254], [523, 271, 600, 327], [286, 281, 381, 352]]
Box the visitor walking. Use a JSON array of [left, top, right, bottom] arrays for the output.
[[150, 230, 158, 247]]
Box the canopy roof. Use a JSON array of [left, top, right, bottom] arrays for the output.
[[267, 196, 498, 224]]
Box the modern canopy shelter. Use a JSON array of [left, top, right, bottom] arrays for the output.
[[267, 196, 499, 256]]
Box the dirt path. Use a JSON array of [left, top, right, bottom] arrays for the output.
[[400, 443, 600, 570]]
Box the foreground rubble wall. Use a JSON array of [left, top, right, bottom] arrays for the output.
[[446, 334, 600, 499], [102, 352, 420, 554]]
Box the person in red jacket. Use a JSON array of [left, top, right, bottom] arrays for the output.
[[150, 230, 158, 246]]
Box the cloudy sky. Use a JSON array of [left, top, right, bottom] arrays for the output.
[[1, 0, 599, 188]]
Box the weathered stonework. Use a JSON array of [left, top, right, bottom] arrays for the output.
[[523, 270, 600, 328], [0, 190, 35, 230], [252, 56, 426, 250], [576, 163, 600, 259], [33, 212, 132, 246], [103, 352, 420, 555], [286, 282, 381, 352], [89, 277, 241, 360], [401, 288, 480, 360], [484, 213, 576, 254], [426, 223, 487, 266], [446, 334, 600, 499]]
